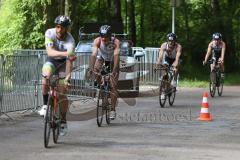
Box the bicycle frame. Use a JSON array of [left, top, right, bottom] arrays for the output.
[[96, 63, 112, 127], [44, 74, 63, 148], [155, 65, 177, 108], [208, 58, 224, 97]]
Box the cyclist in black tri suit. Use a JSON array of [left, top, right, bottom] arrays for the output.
[[203, 33, 226, 78], [156, 33, 182, 87]]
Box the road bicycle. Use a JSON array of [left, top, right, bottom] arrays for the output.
[[95, 63, 113, 127], [208, 57, 224, 97], [43, 63, 84, 148], [155, 64, 178, 108], [43, 73, 63, 148]]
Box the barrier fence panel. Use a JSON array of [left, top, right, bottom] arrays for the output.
[[137, 47, 160, 84], [0, 54, 4, 114], [0, 48, 163, 114], [0, 52, 41, 113]]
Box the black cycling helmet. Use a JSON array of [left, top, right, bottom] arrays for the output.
[[167, 32, 177, 41], [99, 25, 112, 38], [212, 32, 222, 40], [54, 15, 71, 27]]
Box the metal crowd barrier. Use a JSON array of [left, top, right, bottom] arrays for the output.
[[0, 48, 161, 114], [0, 51, 41, 114]]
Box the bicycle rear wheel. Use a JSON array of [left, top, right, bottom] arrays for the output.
[[168, 87, 176, 106], [217, 77, 224, 96], [159, 80, 167, 108], [105, 98, 111, 125], [96, 89, 104, 127], [44, 97, 53, 148], [209, 71, 216, 97], [53, 102, 60, 144]]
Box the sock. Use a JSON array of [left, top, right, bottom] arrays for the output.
[[43, 94, 49, 105]]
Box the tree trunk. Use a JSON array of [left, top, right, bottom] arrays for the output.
[[128, 0, 136, 45], [65, 0, 72, 16], [43, 0, 60, 31], [140, 0, 145, 47], [107, 0, 123, 33]]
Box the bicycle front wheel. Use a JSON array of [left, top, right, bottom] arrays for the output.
[[159, 80, 167, 108], [105, 96, 111, 125], [168, 87, 176, 106], [217, 77, 224, 96], [44, 97, 53, 148], [53, 101, 60, 144], [209, 72, 216, 97], [96, 89, 104, 127]]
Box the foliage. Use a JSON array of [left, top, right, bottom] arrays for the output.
[[0, 0, 49, 52], [0, 0, 239, 73]]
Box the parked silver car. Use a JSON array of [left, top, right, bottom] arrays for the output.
[[71, 37, 144, 96]]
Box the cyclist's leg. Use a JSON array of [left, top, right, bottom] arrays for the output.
[[110, 62, 119, 111], [220, 62, 225, 78], [93, 59, 104, 85], [39, 61, 55, 116], [57, 64, 69, 135]]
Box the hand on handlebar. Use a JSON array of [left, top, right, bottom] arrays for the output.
[[154, 64, 161, 71], [67, 48, 76, 61], [202, 60, 208, 66], [218, 58, 224, 64], [64, 78, 71, 88], [86, 68, 94, 80]]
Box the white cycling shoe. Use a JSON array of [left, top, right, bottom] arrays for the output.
[[110, 111, 116, 120], [38, 105, 47, 117], [60, 123, 68, 136]]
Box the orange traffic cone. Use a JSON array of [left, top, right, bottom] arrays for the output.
[[198, 92, 212, 121]]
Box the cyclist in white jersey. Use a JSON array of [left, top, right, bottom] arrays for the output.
[[156, 33, 182, 87], [88, 25, 120, 120], [38, 15, 76, 136]]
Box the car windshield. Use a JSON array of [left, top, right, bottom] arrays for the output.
[[75, 40, 133, 56], [75, 43, 92, 53]]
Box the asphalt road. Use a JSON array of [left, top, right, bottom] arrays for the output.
[[0, 86, 240, 160]]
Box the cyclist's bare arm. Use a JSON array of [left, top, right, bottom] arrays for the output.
[[173, 44, 182, 67], [220, 41, 226, 62], [113, 39, 120, 73], [65, 58, 75, 85], [46, 46, 68, 58], [203, 42, 213, 64], [156, 43, 165, 65], [89, 38, 99, 71]]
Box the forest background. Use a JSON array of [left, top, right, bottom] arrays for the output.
[[0, 0, 239, 81]]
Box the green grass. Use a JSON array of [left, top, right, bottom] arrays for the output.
[[179, 79, 208, 88], [179, 72, 240, 88], [140, 72, 240, 88]]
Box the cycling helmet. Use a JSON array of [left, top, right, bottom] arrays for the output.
[[54, 15, 71, 27], [167, 33, 177, 41], [212, 32, 222, 40], [99, 25, 112, 38]]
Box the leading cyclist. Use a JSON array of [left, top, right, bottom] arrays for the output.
[[156, 33, 182, 87], [88, 25, 120, 120], [203, 32, 226, 78], [38, 15, 76, 136]]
